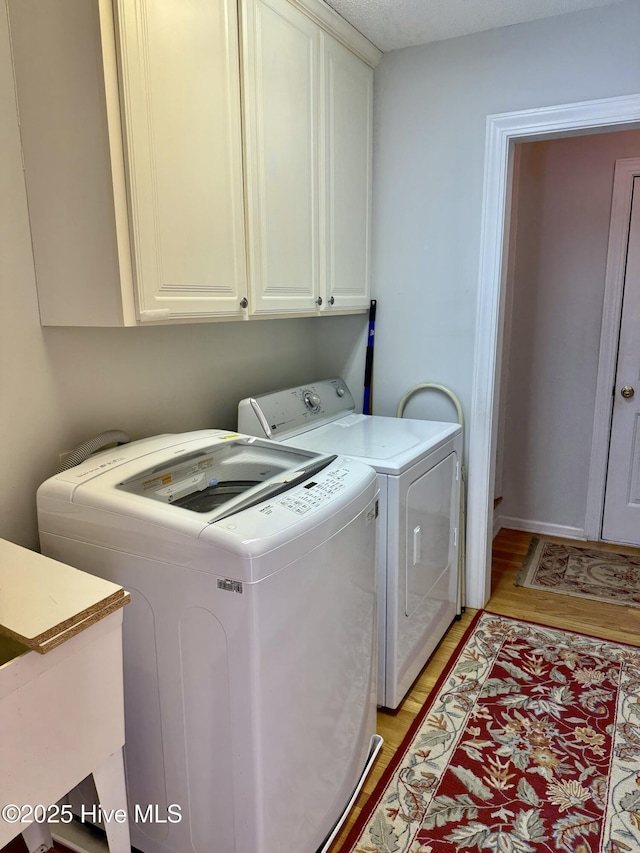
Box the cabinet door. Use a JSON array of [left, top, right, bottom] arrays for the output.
[[115, 0, 247, 320], [322, 34, 373, 311], [242, 0, 320, 315]]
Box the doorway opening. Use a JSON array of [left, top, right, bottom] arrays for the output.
[[465, 93, 640, 609], [494, 134, 640, 551]]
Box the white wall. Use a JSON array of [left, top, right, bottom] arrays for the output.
[[0, 6, 328, 551], [370, 0, 640, 438], [499, 129, 640, 535]]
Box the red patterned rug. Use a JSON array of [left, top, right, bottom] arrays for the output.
[[337, 612, 640, 853], [517, 539, 640, 607]]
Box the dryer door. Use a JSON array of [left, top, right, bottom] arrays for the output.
[[384, 441, 461, 708], [405, 451, 458, 618]]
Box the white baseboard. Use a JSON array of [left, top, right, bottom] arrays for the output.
[[497, 516, 587, 541], [493, 512, 502, 540]]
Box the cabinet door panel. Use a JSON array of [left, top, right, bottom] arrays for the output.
[[116, 0, 247, 319], [243, 0, 319, 314], [323, 34, 372, 310]]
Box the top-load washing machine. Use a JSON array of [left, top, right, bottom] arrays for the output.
[[239, 378, 463, 709], [37, 430, 382, 853]]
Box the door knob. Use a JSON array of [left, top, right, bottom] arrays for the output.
[[621, 385, 635, 399]]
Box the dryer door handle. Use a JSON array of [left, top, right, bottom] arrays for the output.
[[413, 525, 421, 565]]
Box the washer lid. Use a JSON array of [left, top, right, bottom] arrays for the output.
[[46, 432, 335, 534], [281, 414, 461, 475], [117, 438, 334, 523]]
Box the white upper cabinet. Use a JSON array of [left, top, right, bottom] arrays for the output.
[[9, 0, 248, 326], [8, 0, 380, 326], [322, 32, 373, 312], [242, 0, 376, 316], [115, 0, 248, 321], [242, 0, 321, 315]]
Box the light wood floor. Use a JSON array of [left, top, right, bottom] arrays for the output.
[[328, 527, 640, 851]]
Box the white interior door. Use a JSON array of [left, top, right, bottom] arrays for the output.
[[602, 176, 640, 545]]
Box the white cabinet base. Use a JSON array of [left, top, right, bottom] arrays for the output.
[[0, 614, 130, 852]]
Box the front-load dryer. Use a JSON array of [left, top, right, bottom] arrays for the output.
[[37, 430, 382, 853], [238, 379, 463, 709]]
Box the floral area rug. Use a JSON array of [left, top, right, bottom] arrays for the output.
[[337, 611, 640, 853], [517, 538, 640, 607]]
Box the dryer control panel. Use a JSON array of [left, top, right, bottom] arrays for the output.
[[238, 378, 356, 440]]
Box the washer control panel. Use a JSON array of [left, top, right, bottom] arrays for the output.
[[276, 467, 349, 515], [238, 378, 356, 440]]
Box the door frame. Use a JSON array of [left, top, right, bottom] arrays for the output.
[[585, 157, 640, 540], [466, 93, 640, 609]]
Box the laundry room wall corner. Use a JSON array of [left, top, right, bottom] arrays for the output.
[[314, 313, 369, 413]]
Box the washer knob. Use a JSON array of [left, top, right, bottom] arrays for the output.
[[336, 387, 345, 397], [303, 391, 322, 412]]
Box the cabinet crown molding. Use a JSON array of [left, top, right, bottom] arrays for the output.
[[286, 0, 382, 66]]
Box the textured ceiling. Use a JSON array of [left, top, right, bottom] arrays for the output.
[[324, 0, 627, 51]]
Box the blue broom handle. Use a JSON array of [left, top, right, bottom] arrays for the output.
[[363, 299, 377, 415]]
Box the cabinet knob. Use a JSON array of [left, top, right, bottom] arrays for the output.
[[621, 385, 635, 399], [240, 297, 248, 309], [315, 297, 323, 307], [329, 296, 335, 305]]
